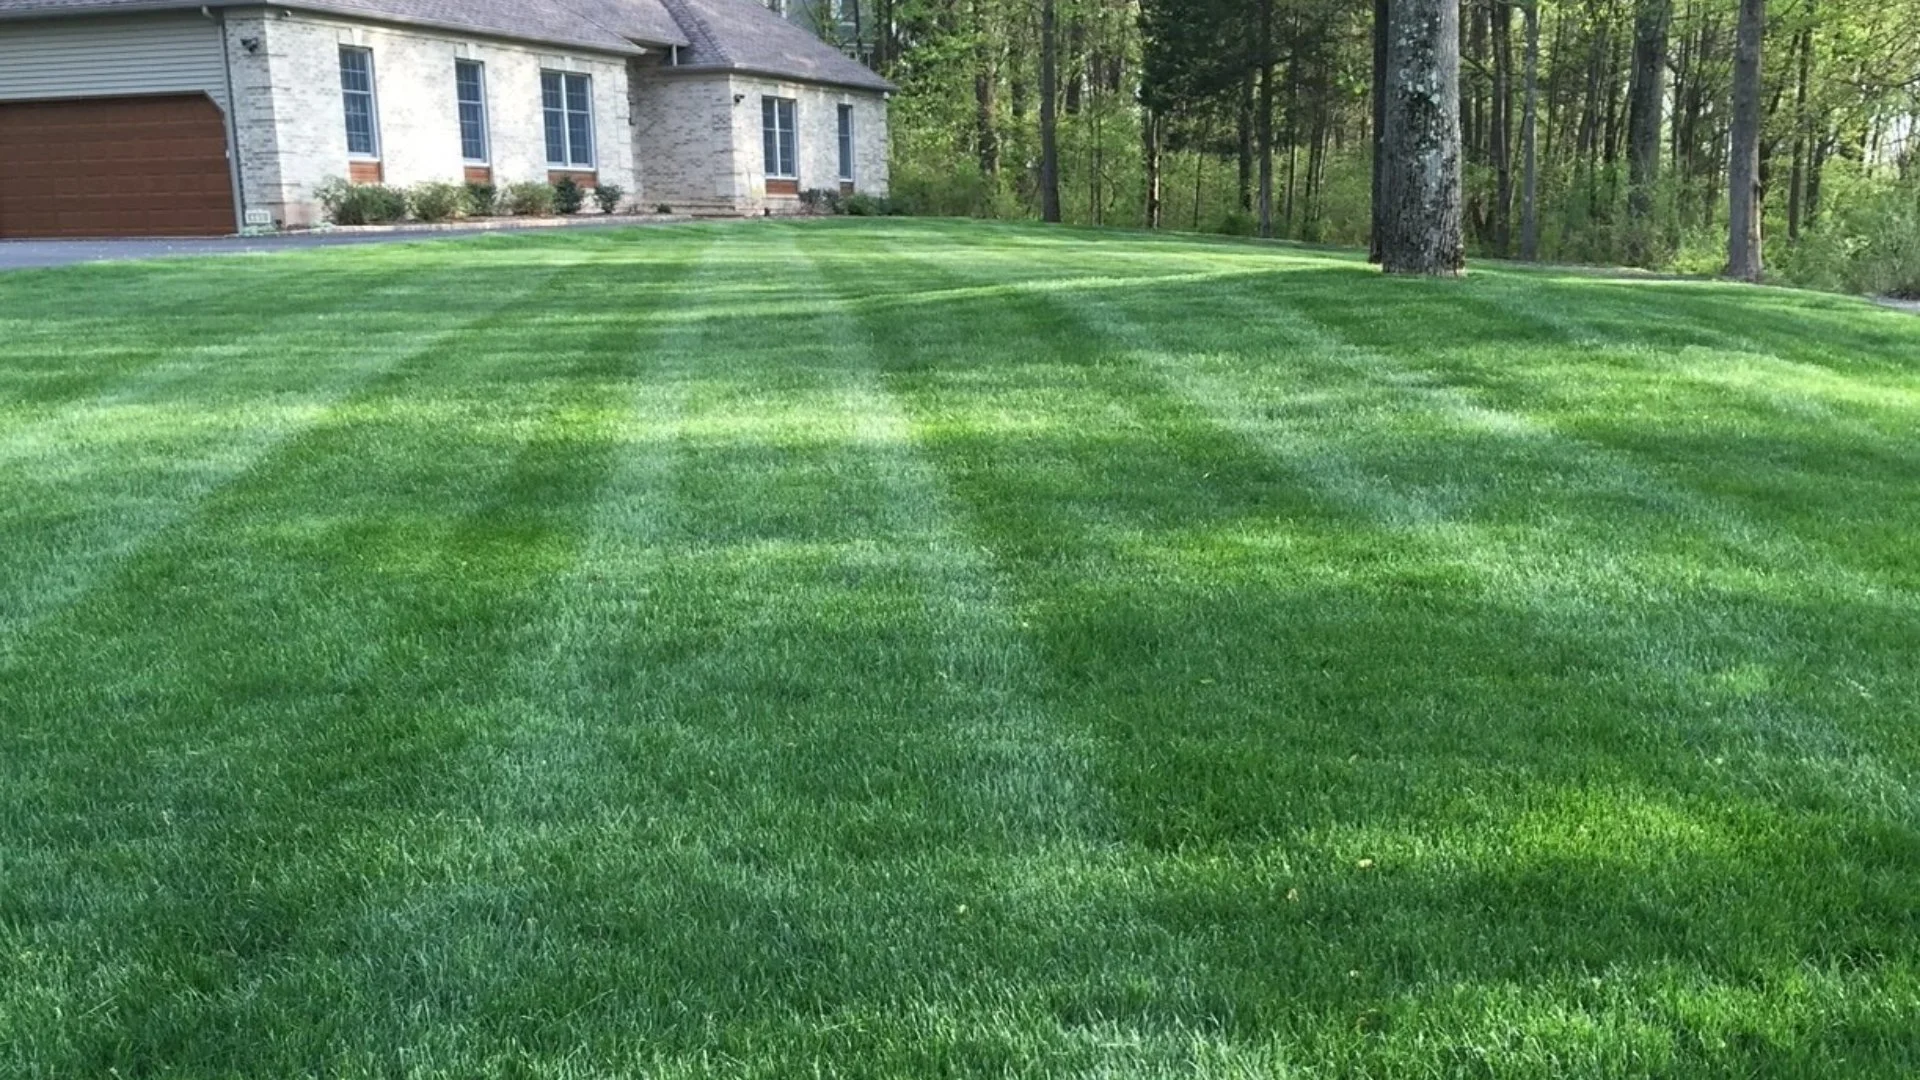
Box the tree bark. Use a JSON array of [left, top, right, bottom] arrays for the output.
[[1625, 0, 1671, 265], [975, 0, 1000, 177], [1370, 0, 1390, 261], [1491, 0, 1513, 254], [1256, 0, 1276, 237], [1786, 19, 1811, 239], [1238, 73, 1255, 212], [1521, 0, 1539, 259], [1039, 0, 1061, 222], [1726, 0, 1763, 279], [1143, 108, 1162, 228], [1381, 0, 1465, 274]]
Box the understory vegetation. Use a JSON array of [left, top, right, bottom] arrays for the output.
[[838, 0, 1920, 293], [1, 221, 1917, 1077]]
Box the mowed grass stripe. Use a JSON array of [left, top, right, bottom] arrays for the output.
[[0, 233, 699, 1076], [802, 221, 1920, 1071], [0, 260, 530, 662]]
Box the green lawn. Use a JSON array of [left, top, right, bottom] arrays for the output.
[[2, 220, 1918, 1078]]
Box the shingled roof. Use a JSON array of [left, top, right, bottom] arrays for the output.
[[0, 0, 894, 90], [651, 0, 893, 92]]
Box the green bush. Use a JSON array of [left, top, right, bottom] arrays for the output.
[[842, 193, 900, 217], [408, 182, 467, 223], [1775, 176, 1920, 297], [464, 181, 497, 216], [1209, 208, 1257, 237], [315, 178, 408, 225], [553, 176, 585, 215], [799, 188, 841, 215], [655, 204, 673, 215], [592, 183, 624, 215], [503, 181, 556, 217]]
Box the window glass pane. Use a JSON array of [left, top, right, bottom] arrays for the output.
[[838, 105, 853, 179], [565, 73, 590, 115], [762, 98, 779, 175], [456, 61, 486, 162], [567, 111, 592, 165], [541, 72, 567, 163], [778, 99, 796, 177], [541, 72, 563, 111], [339, 49, 376, 156]]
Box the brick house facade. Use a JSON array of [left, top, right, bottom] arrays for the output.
[[0, 0, 891, 236]]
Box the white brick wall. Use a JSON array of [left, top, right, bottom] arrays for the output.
[[727, 74, 890, 213], [221, 13, 890, 225], [230, 12, 635, 226]]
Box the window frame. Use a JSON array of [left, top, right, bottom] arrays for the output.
[[762, 95, 797, 179], [836, 103, 854, 182], [455, 59, 489, 165], [540, 70, 596, 169], [338, 46, 380, 159]]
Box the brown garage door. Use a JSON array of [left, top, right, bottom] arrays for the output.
[[0, 94, 235, 238]]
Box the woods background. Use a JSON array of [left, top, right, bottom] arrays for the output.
[[794, 0, 1919, 293]]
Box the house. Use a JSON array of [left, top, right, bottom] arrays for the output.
[[0, 0, 892, 237]]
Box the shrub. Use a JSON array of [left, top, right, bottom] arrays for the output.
[[553, 176, 585, 215], [408, 181, 467, 223], [655, 204, 673, 215], [464, 181, 497, 216], [592, 183, 624, 215], [503, 181, 556, 217], [315, 178, 408, 225], [799, 188, 841, 216], [1209, 208, 1257, 237], [842, 192, 897, 217]]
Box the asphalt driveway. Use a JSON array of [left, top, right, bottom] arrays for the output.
[[0, 218, 667, 271]]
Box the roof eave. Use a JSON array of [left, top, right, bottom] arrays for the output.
[[653, 62, 893, 94]]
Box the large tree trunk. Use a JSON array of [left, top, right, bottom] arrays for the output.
[[1370, 0, 1390, 261], [1039, 0, 1061, 222], [1381, 0, 1465, 274], [1521, 0, 1539, 259], [1625, 0, 1671, 265], [1726, 0, 1763, 279]]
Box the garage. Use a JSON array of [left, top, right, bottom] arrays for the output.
[[0, 94, 236, 238]]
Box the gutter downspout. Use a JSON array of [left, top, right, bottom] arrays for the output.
[[212, 6, 252, 233]]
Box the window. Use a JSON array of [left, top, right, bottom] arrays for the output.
[[761, 96, 796, 178], [339, 47, 379, 157], [836, 104, 854, 182], [455, 60, 488, 163], [541, 71, 594, 167]]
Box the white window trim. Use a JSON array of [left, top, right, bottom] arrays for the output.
[[763, 96, 797, 179], [542, 70, 596, 169], [456, 59, 490, 165], [340, 46, 380, 160]]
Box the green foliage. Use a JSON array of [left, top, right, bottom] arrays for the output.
[[407, 181, 468, 223], [592, 182, 624, 214], [799, 187, 842, 215], [464, 181, 497, 216], [503, 181, 556, 217], [841, 192, 900, 216], [553, 176, 585, 215], [314, 178, 409, 226], [1775, 172, 1920, 297], [890, 164, 1020, 218]]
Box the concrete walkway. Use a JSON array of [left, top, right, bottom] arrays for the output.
[[0, 217, 680, 271]]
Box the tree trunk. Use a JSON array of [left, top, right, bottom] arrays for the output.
[[1256, 0, 1276, 238], [1625, 0, 1671, 265], [975, 3, 1000, 177], [1382, 0, 1466, 274], [1786, 19, 1811, 239], [1520, 0, 1540, 259], [1491, 0, 1513, 254], [1726, 0, 1763, 279], [1238, 73, 1255, 212], [1370, 0, 1390, 261], [1039, 0, 1061, 222], [1143, 108, 1162, 228]]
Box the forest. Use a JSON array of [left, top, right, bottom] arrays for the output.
[[805, 0, 1920, 293]]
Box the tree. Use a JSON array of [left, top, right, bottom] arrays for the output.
[[1040, 0, 1062, 222], [1727, 0, 1764, 279], [1519, 0, 1540, 259], [1380, 0, 1466, 273], [1369, 0, 1389, 261], [1625, 0, 1672, 265]]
